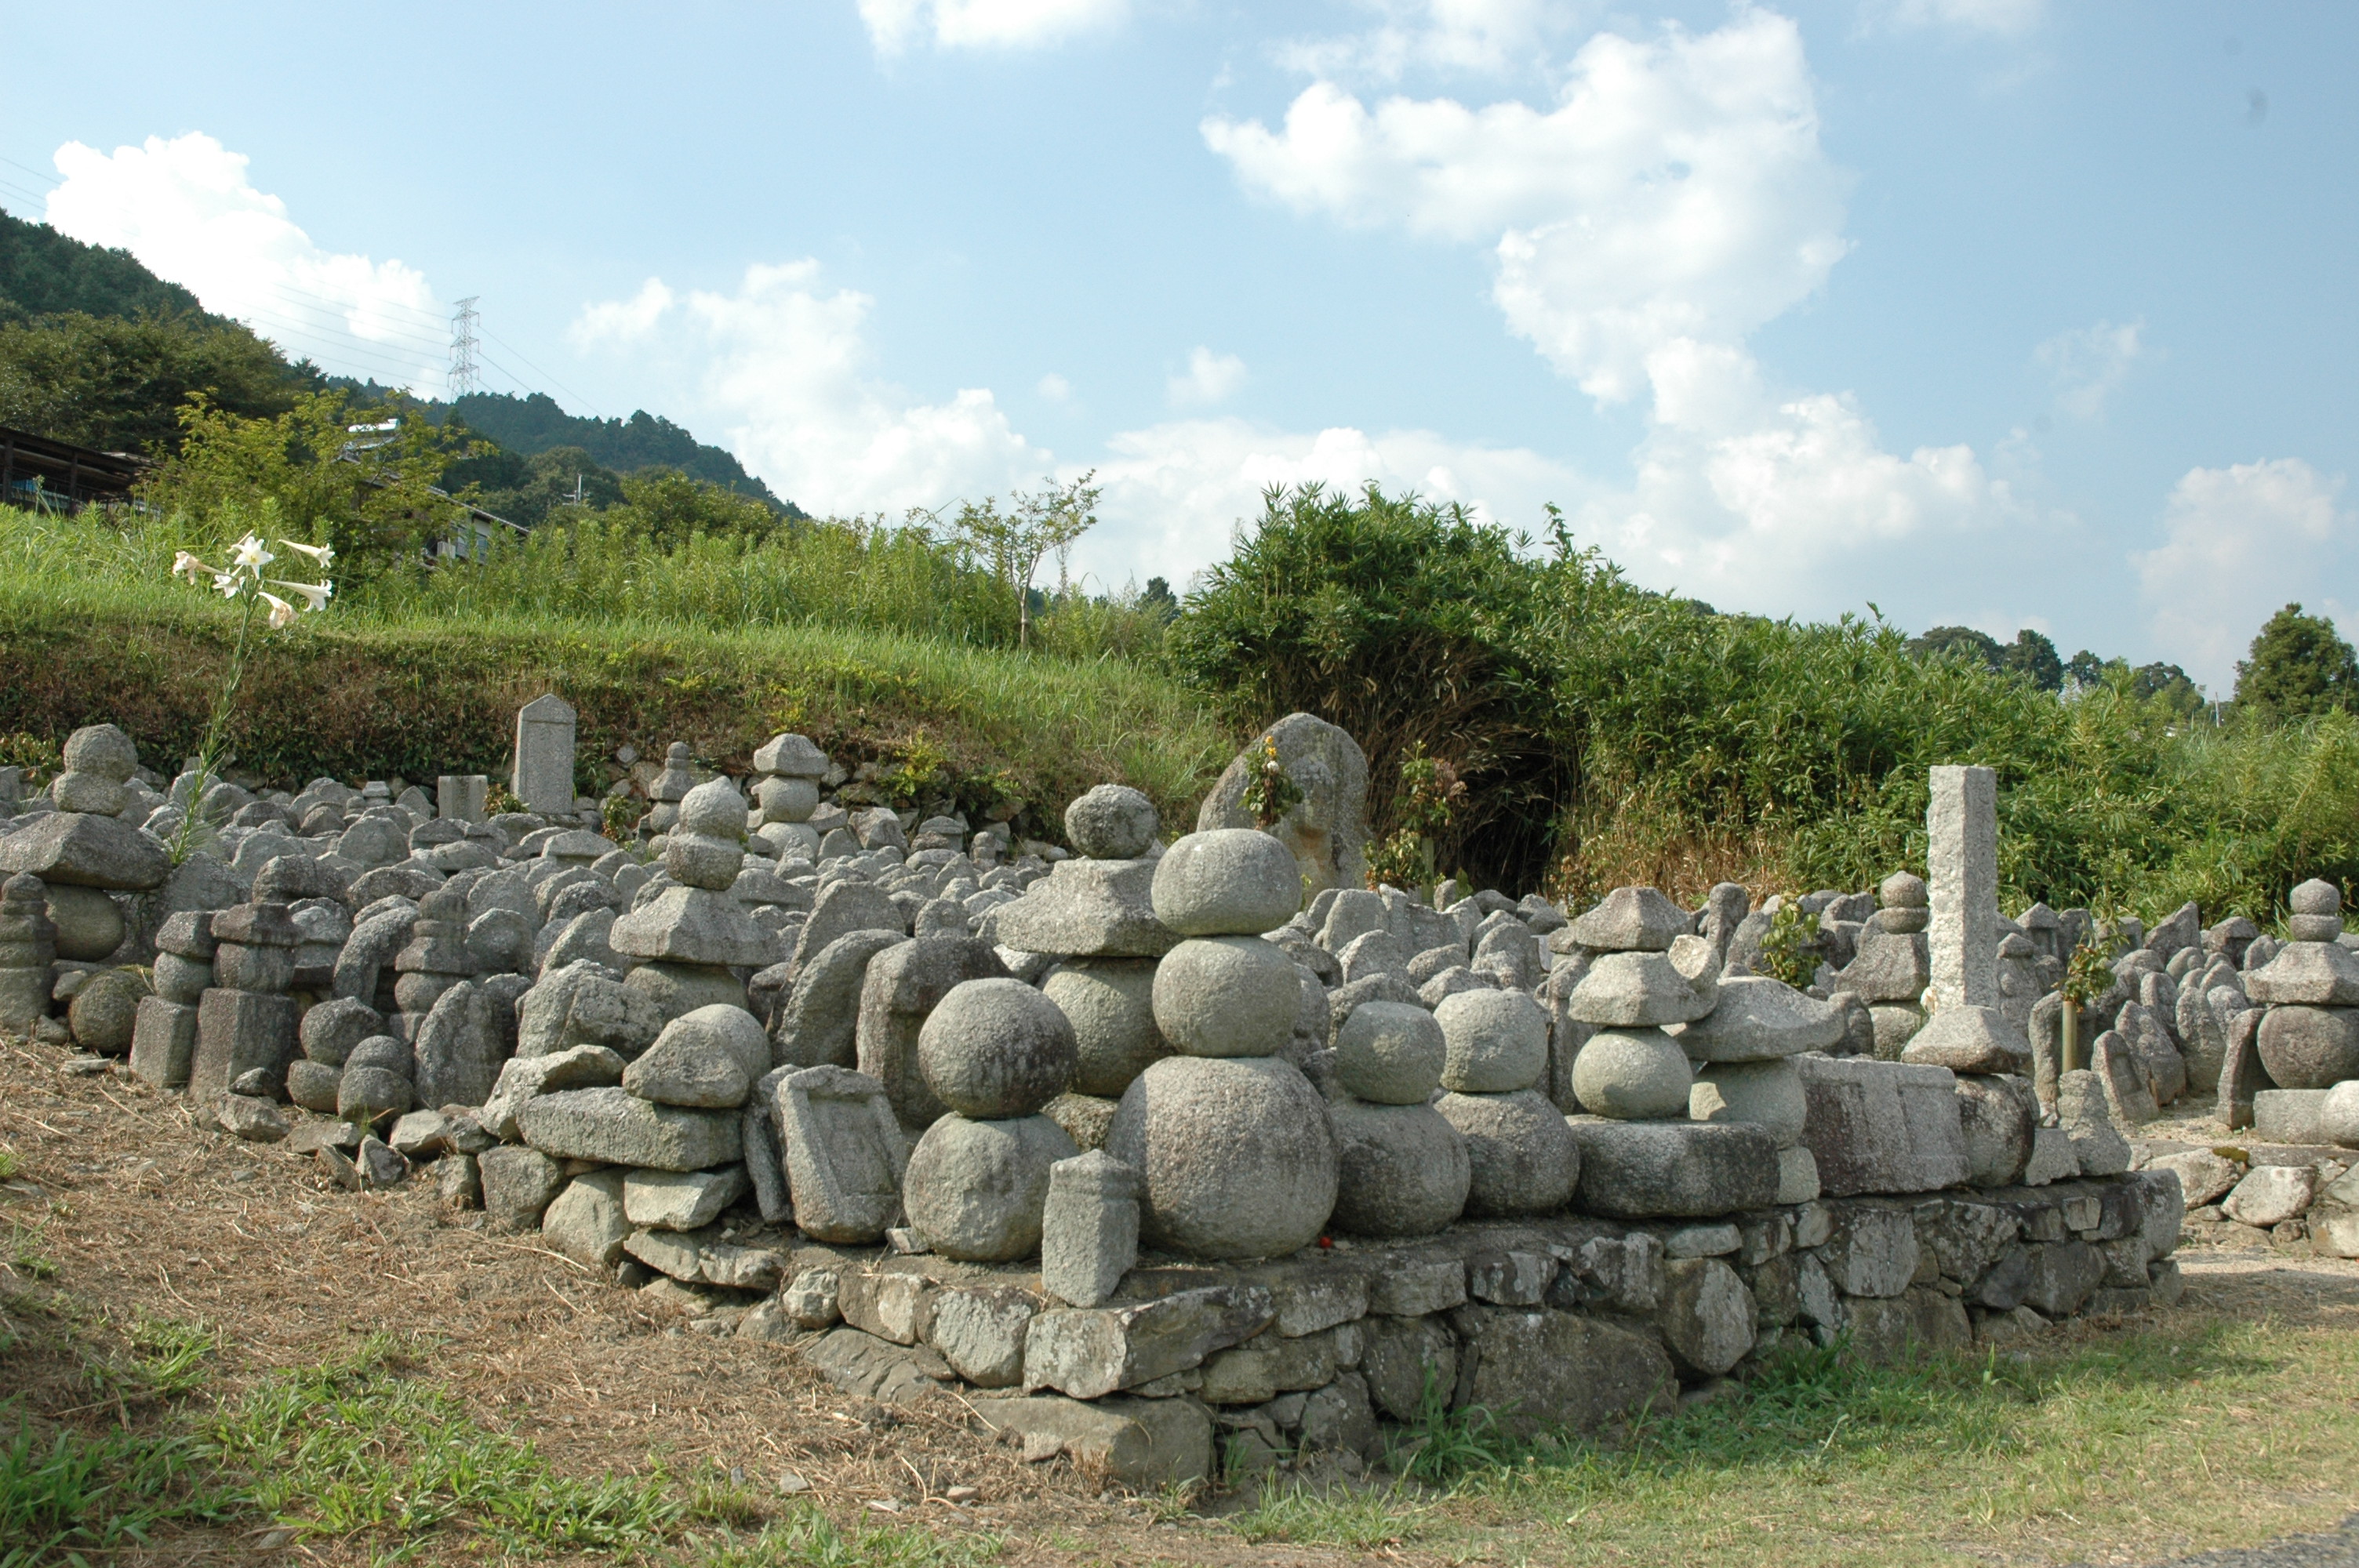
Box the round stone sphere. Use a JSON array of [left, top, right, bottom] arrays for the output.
[[2291, 878, 2343, 917], [1041, 958, 1169, 1098], [67, 969, 144, 1055], [1434, 989, 1549, 1094], [1434, 1087, 1579, 1216], [2321, 1080, 2359, 1150], [1106, 1054, 1339, 1259], [678, 778, 749, 840], [1880, 870, 1928, 909], [1688, 1058, 1806, 1148], [45, 884, 125, 962], [1150, 829, 1301, 937], [664, 833, 743, 891], [2256, 1004, 2359, 1090], [1150, 936, 1301, 1058], [61, 723, 137, 782], [918, 978, 1079, 1118], [1328, 1098, 1470, 1236], [1954, 1073, 2035, 1188], [902, 1112, 1078, 1261], [1570, 1028, 1692, 1120], [1065, 784, 1158, 861], [756, 775, 820, 825], [2288, 913, 2346, 943], [1334, 1000, 1446, 1105]]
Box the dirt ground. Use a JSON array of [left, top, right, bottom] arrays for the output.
[[5, 1032, 2357, 1568]]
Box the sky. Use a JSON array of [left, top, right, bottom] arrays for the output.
[[3, 1, 2354, 690]]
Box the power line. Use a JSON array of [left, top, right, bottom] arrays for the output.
[[481, 328, 605, 419], [0, 156, 60, 187]]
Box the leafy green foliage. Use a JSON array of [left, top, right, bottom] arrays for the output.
[[2001, 628, 2064, 691], [1755, 899, 1822, 989], [1907, 624, 2003, 673], [0, 310, 312, 455], [2236, 602, 2358, 721], [443, 392, 798, 516], [0, 211, 210, 325], [0, 1417, 225, 1566]]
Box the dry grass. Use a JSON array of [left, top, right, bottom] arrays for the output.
[[7, 1033, 2359, 1566]]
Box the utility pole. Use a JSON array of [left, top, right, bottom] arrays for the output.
[[448, 297, 482, 397]]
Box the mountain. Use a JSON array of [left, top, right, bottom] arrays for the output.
[[0, 208, 217, 325], [444, 391, 798, 517]]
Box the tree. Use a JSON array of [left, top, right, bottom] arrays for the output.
[[2000, 628, 2064, 691], [0, 310, 311, 454], [1140, 575, 1178, 622], [943, 471, 1101, 649], [2064, 648, 2108, 691], [2237, 603, 2359, 721], [1907, 625, 2003, 673]]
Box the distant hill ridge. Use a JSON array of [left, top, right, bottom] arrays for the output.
[[0, 209, 217, 325]]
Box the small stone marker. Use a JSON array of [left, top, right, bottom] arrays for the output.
[[437, 775, 489, 822], [1927, 764, 1997, 1011], [511, 695, 576, 816], [1041, 1149, 1140, 1306]]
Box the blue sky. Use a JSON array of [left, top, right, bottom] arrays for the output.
[[5, 1, 2354, 688]]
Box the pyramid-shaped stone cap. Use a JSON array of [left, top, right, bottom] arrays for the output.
[[1674, 975, 1844, 1062], [1567, 887, 1690, 953], [753, 733, 830, 779]]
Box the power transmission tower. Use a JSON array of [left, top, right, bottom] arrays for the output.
[[448, 297, 482, 397]]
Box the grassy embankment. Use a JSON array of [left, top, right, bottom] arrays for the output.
[[0, 505, 1230, 843]]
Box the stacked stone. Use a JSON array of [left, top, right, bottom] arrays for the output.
[[1326, 1000, 1469, 1234], [750, 733, 829, 862], [901, 978, 1081, 1260], [1680, 975, 1846, 1203], [1561, 887, 1717, 1120], [1431, 989, 1566, 1217], [0, 873, 56, 1034], [2241, 880, 2359, 1143], [0, 724, 169, 965], [129, 910, 213, 1087], [1836, 872, 1932, 1058], [611, 779, 773, 1018], [1006, 785, 1180, 1147], [391, 886, 479, 1041], [189, 901, 302, 1112], [642, 744, 696, 837], [1106, 829, 1338, 1260]]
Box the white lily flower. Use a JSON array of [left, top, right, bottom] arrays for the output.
[[172, 550, 214, 581], [259, 590, 296, 630], [278, 539, 335, 568], [270, 579, 333, 612], [231, 533, 274, 572], [214, 572, 242, 599]]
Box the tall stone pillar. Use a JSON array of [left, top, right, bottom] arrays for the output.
[[512, 695, 577, 816], [1927, 764, 1997, 1011]]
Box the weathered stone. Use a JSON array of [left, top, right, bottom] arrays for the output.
[[625, 1225, 785, 1290], [1150, 829, 1303, 938], [2245, 942, 2359, 1007], [1658, 1258, 1756, 1375], [2055, 1069, 2132, 1176], [517, 1086, 741, 1171], [2116, 1000, 2187, 1104], [973, 1393, 1212, 1487], [2255, 1004, 2359, 1090], [1566, 1119, 1778, 1218], [215, 1093, 289, 1142], [1023, 1283, 1274, 1399], [797, 1327, 951, 1405], [856, 935, 1007, 1127], [2223, 1163, 2318, 1228], [1433, 988, 1548, 1094], [2092, 1029, 2160, 1124], [189, 988, 300, 1108], [1064, 783, 1158, 861], [1954, 1073, 2036, 1187], [839, 1269, 936, 1343], [413, 982, 505, 1109], [1194, 713, 1369, 896], [623, 1004, 768, 1108], [903, 1112, 1078, 1261], [128, 996, 198, 1088], [1565, 938, 1720, 1028], [774, 1065, 911, 1243], [1042, 1149, 1140, 1306], [1331, 1000, 1445, 1104], [1679, 975, 1845, 1061], [918, 976, 1077, 1119], [1433, 1088, 1575, 1217], [1820, 1203, 1921, 1296], [1838, 929, 1933, 1004], [989, 858, 1176, 959], [67, 969, 143, 1055], [1106, 1055, 1338, 1260], [480, 1145, 567, 1231], [1449, 1306, 1674, 1438], [543, 1170, 632, 1267], [929, 1286, 1040, 1387], [1568, 887, 1691, 953], [1900, 1004, 2032, 1076], [511, 694, 576, 816], [1689, 1057, 1808, 1148], [1040, 958, 1168, 1098], [1569, 1027, 1692, 1120], [0, 811, 169, 890], [1328, 1097, 1471, 1236], [1927, 764, 1998, 1010], [1359, 1313, 1459, 1421], [1150, 937, 1300, 1059], [623, 1165, 750, 1231], [45, 884, 125, 963], [2020, 1240, 2104, 1316], [609, 884, 773, 968], [1796, 1055, 1970, 1196]]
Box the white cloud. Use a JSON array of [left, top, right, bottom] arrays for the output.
[[2132, 458, 2354, 691], [571, 260, 1049, 519], [2036, 318, 2145, 419], [1274, 0, 1572, 83], [1872, 0, 2045, 38], [41, 132, 448, 390], [1205, 12, 1851, 402], [1166, 347, 1248, 408], [1036, 372, 1072, 401], [568, 278, 674, 347], [1069, 416, 1585, 591], [858, 0, 1125, 56]]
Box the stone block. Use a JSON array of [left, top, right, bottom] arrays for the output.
[[1657, 1257, 1756, 1375], [542, 1170, 631, 1268], [128, 996, 198, 1088], [1448, 1306, 1674, 1439], [1042, 1149, 1140, 1308], [511, 695, 576, 817], [973, 1393, 1212, 1488], [1023, 1284, 1274, 1399], [1796, 1054, 1968, 1196], [480, 1145, 566, 1232], [1819, 1203, 1921, 1298], [774, 1065, 911, 1244], [839, 1269, 937, 1345], [1566, 1117, 1778, 1218], [188, 988, 300, 1107], [515, 1086, 742, 1171]]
